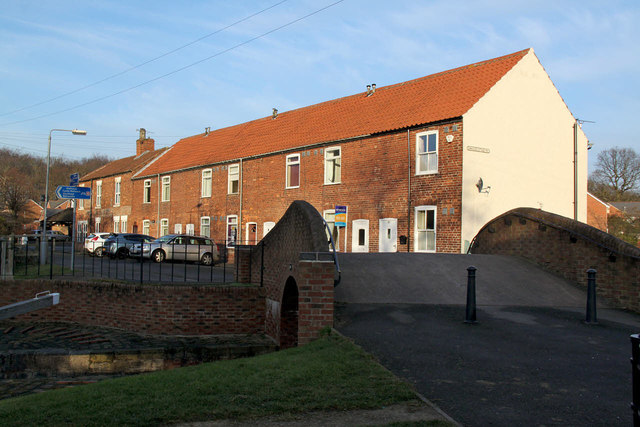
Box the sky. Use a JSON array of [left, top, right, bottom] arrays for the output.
[[0, 0, 638, 173]]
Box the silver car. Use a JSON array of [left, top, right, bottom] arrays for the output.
[[141, 234, 219, 266]]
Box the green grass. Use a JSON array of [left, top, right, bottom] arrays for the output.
[[0, 333, 418, 426], [12, 263, 74, 278]]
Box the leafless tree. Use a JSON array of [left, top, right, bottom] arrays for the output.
[[590, 147, 640, 201]]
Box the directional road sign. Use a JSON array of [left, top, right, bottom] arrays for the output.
[[55, 185, 91, 199], [69, 173, 79, 186]]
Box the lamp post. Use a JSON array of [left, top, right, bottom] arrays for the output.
[[40, 129, 87, 264]]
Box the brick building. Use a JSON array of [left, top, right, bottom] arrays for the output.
[[80, 48, 589, 254], [77, 129, 168, 237]]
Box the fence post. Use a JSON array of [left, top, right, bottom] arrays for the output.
[[586, 269, 598, 324], [465, 266, 477, 324], [631, 334, 640, 426]]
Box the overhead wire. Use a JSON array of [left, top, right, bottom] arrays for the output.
[[0, 0, 345, 127], [0, 0, 288, 118]]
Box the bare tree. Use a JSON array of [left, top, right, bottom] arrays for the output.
[[590, 147, 640, 201], [0, 172, 30, 234]]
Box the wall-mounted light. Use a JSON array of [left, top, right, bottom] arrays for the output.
[[476, 177, 491, 194]]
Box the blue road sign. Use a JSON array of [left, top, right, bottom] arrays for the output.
[[55, 185, 91, 199], [69, 173, 79, 186]]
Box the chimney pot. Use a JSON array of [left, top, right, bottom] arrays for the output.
[[205, 127, 210, 136], [272, 108, 278, 119], [372, 83, 376, 93]]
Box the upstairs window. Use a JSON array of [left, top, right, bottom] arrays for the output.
[[114, 177, 121, 206], [143, 179, 151, 203], [228, 164, 239, 194], [201, 169, 212, 198], [161, 176, 170, 202], [324, 147, 341, 184], [286, 154, 300, 189], [416, 130, 438, 175], [95, 181, 102, 207]]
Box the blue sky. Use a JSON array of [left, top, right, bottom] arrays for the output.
[[0, 0, 638, 173]]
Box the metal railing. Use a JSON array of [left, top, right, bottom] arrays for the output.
[[0, 235, 267, 285]]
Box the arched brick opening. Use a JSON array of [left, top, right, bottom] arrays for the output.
[[280, 276, 299, 349]]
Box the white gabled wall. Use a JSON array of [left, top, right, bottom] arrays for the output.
[[461, 49, 589, 252]]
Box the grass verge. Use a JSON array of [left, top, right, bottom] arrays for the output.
[[0, 332, 418, 426]]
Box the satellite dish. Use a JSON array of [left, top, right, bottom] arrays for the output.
[[476, 178, 483, 193]]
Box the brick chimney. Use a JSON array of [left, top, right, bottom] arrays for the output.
[[136, 128, 155, 156]]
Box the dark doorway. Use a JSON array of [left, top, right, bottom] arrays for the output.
[[280, 277, 299, 348]]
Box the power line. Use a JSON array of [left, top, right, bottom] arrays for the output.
[[0, 0, 345, 127], [0, 1, 288, 118]]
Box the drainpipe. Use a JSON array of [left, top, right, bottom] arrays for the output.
[[239, 158, 243, 243], [407, 129, 411, 252], [573, 121, 578, 221], [156, 173, 161, 236]]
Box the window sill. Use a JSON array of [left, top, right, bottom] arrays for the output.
[[285, 186, 300, 190], [324, 181, 341, 186], [415, 171, 438, 176]]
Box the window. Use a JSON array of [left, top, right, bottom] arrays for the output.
[[324, 210, 339, 250], [415, 206, 436, 252], [286, 154, 300, 188], [226, 215, 238, 245], [174, 223, 182, 234], [186, 223, 195, 235], [161, 176, 170, 202], [324, 147, 341, 184], [228, 164, 239, 194], [121, 215, 128, 233], [200, 217, 210, 237], [416, 131, 438, 174], [201, 169, 212, 198], [143, 179, 151, 203], [160, 218, 169, 236], [263, 221, 275, 237], [142, 220, 150, 235], [113, 216, 120, 233], [114, 177, 121, 206], [95, 217, 101, 233], [95, 181, 102, 207]]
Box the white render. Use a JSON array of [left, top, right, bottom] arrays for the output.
[[461, 49, 589, 253]]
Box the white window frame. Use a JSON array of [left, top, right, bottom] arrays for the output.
[[95, 217, 101, 233], [174, 223, 182, 234], [113, 216, 120, 233], [78, 184, 85, 210], [142, 220, 150, 236], [226, 215, 238, 245], [263, 221, 276, 237], [186, 223, 195, 236], [323, 209, 339, 251], [228, 164, 239, 194], [114, 177, 121, 206], [201, 169, 212, 198], [416, 130, 438, 175], [246, 222, 258, 245], [324, 147, 341, 185], [160, 218, 169, 236], [143, 179, 151, 204], [414, 205, 437, 253], [95, 180, 102, 207], [286, 153, 300, 189], [200, 216, 211, 237], [121, 215, 128, 233], [161, 176, 171, 202]]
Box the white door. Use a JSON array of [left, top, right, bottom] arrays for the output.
[[352, 219, 369, 253], [379, 218, 397, 252]]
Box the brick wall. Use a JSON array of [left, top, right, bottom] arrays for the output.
[[0, 280, 265, 335], [470, 207, 640, 312], [129, 122, 464, 253]]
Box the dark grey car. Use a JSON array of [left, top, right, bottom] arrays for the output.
[[105, 233, 156, 259]]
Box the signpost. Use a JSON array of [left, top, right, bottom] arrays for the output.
[[335, 205, 348, 251], [55, 186, 91, 200], [69, 173, 79, 186]]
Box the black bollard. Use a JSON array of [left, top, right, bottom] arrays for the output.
[[631, 334, 640, 426], [465, 266, 478, 324], [585, 269, 598, 324]]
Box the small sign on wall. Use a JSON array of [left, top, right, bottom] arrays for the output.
[[335, 205, 347, 227]]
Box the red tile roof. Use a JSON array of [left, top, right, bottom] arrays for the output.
[[81, 147, 168, 182], [139, 49, 530, 177]]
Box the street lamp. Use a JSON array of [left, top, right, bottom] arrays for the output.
[[40, 129, 87, 264]]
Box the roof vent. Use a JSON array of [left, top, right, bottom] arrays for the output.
[[205, 127, 210, 136], [366, 83, 376, 96], [272, 108, 278, 119]]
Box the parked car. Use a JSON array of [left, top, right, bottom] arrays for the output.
[[140, 234, 219, 266], [26, 230, 70, 242], [104, 233, 155, 259], [84, 232, 113, 257]]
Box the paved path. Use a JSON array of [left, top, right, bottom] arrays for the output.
[[334, 253, 640, 426]]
